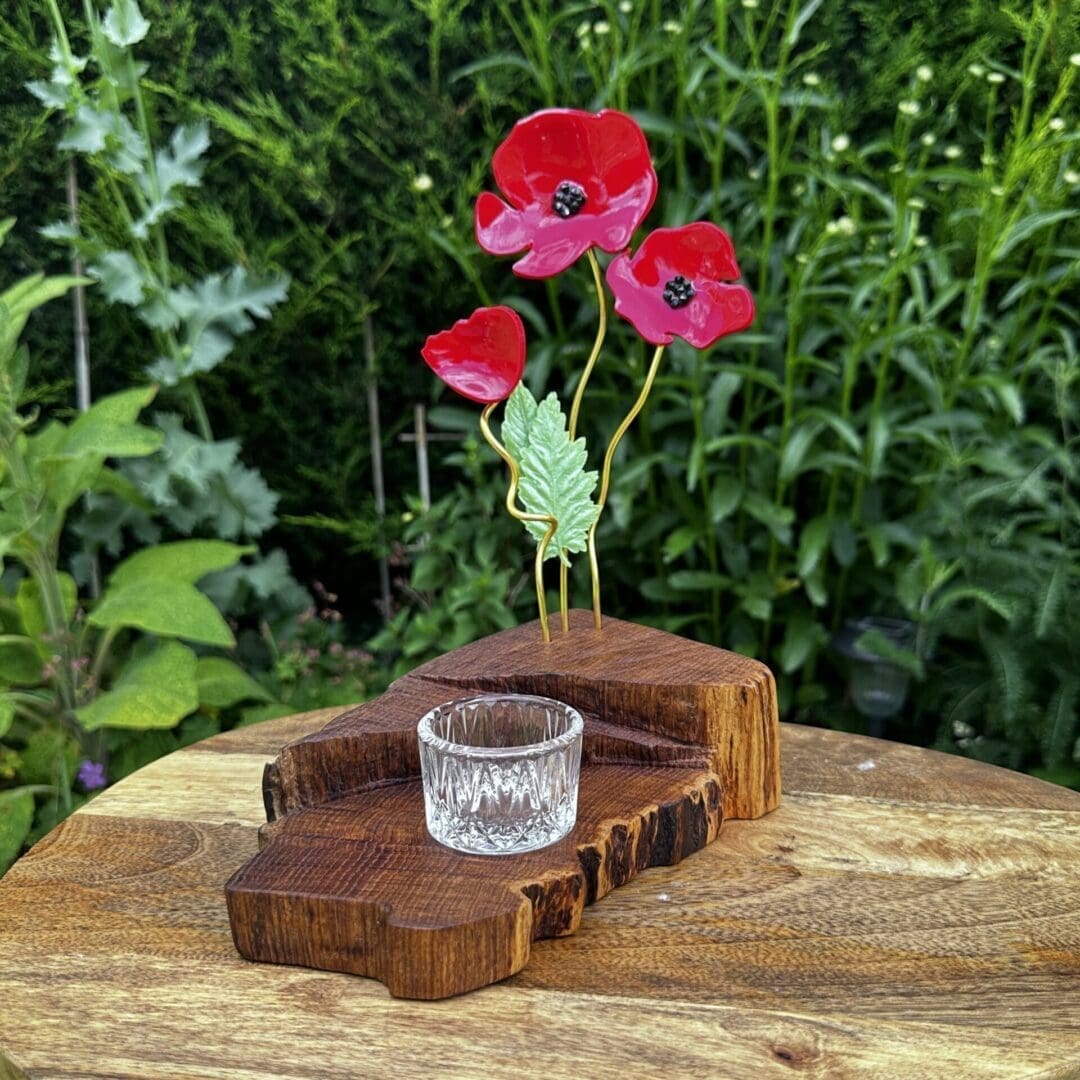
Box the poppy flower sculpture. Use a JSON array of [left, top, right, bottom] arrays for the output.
[[422, 108, 754, 642]]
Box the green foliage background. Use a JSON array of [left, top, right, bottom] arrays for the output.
[[1, 0, 1079, 785]]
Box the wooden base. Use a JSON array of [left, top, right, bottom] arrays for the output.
[[226, 610, 780, 998]]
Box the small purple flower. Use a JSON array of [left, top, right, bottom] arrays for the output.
[[77, 759, 108, 791]]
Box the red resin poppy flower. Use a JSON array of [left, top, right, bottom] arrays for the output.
[[606, 222, 755, 348], [474, 108, 658, 279], [421, 305, 526, 404]]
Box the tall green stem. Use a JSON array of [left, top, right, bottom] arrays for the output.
[[559, 250, 608, 627]]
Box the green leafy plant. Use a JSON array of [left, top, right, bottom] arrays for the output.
[[29, 0, 303, 623], [0, 226, 275, 871]]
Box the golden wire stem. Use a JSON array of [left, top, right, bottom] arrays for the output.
[[587, 344, 667, 630], [559, 249, 608, 629], [480, 404, 557, 643]]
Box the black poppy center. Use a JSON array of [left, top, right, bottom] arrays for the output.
[[552, 181, 587, 218], [663, 275, 696, 309]]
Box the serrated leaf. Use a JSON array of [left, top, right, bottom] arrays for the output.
[[89, 579, 235, 646], [102, 0, 150, 46], [110, 539, 252, 589], [196, 656, 270, 709], [510, 388, 599, 561], [89, 251, 146, 306], [502, 381, 539, 462], [39, 220, 80, 242], [77, 641, 198, 732], [58, 104, 110, 154], [152, 121, 209, 197], [26, 78, 69, 109], [180, 267, 290, 335]]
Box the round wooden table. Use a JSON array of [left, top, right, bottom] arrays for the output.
[[2, 711, 1078, 1079]]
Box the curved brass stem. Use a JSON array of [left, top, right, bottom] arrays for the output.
[[480, 404, 556, 643], [587, 344, 666, 630], [559, 249, 608, 630]]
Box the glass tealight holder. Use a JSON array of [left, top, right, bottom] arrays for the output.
[[417, 694, 583, 856]]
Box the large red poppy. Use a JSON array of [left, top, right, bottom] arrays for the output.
[[474, 108, 658, 279], [421, 306, 525, 404], [606, 223, 755, 348]]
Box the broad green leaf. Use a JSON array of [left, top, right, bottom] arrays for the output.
[[0, 698, 13, 738], [709, 476, 743, 522], [0, 789, 35, 875], [110, 540, 252, 589], [662, 524, 701, 563], [89, 251, 146, 306], [743, 491, 794, 544], [778, 615, 827, 674], [77, 641, 198, 731], [196, 656, 271, 709], [797, 516, 831, 579], [102, 0, 150, 46], [89, 579, 235, 646], [54, 386, 160, 461], [779, 422, 822, 483], [16, 574, 78, 652], [0, 635, 43, 684], [506, 386, 599, 561]]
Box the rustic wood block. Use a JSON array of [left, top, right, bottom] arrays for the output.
[[226, 611, 779, 998]]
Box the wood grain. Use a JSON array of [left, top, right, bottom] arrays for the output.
[[2, 717, 1079, 1078], [228, 612, 776, 998], [264, 610, 780, 822]]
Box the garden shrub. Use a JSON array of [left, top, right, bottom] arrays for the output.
[[0, 0, 1077, 809]]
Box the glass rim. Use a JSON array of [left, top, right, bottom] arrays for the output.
[[417, 693, 584, 760]]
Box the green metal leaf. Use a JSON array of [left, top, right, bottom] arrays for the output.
[[110, 539, 252, 589], [196, 656, 271, 709], [77, 641, 198, 732], [505, 385, 599, 562], [89, 580, 235, 646]]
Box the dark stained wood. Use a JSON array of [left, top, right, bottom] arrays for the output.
[[228, 612, 778, 998], [1, 715, 1079, 1078], [265, 610, 780, 823]]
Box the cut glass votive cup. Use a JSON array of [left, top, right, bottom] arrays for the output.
[[417, 693, 584, 856]]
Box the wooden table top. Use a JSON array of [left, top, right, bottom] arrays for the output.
[[1, 710, 1078, 1079]]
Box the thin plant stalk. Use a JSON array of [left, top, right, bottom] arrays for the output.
[[587, 344, 666, 630], [559, 249, 608, 630], [480, 404, 557, 643]]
